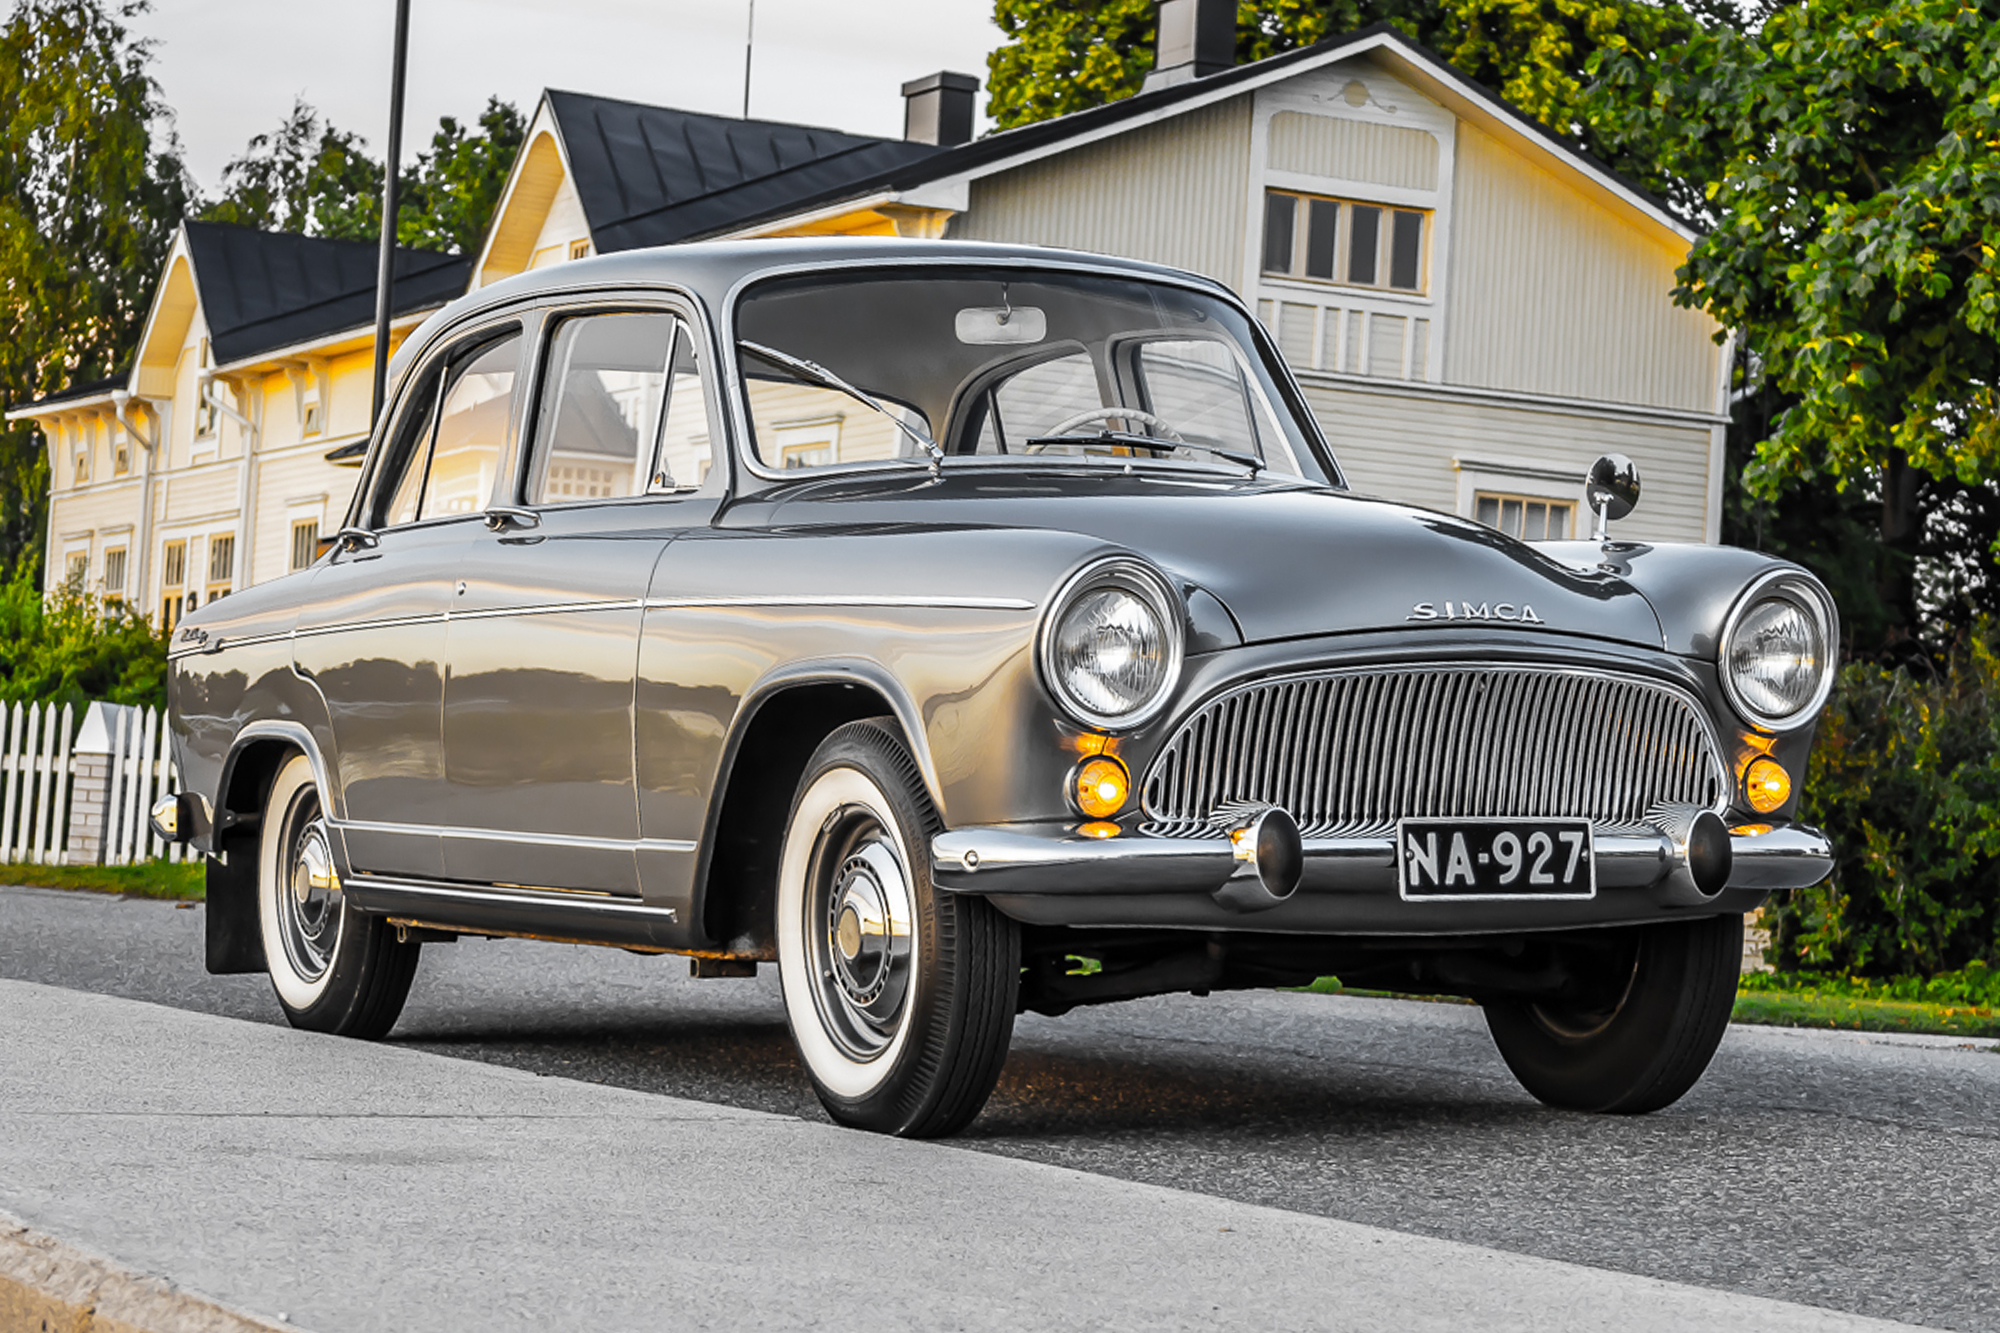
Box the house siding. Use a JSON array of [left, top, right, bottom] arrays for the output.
[[1443, 121, 1719, 413], [949, 96, 1254, 287], [1300, 376, 1715, 544]]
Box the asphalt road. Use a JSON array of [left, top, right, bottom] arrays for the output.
[[3, 885, 1995, 1331]]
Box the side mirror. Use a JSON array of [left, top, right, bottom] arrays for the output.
[[1586, 453, 1641, 539]]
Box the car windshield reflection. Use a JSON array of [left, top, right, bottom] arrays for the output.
[[732, 266, 1325, 482]]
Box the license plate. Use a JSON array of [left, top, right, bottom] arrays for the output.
[[1397, 818, 1595, 901]]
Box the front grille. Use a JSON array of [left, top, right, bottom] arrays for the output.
[[1141, 665, 1724, 837]]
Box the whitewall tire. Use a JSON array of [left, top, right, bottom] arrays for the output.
[[775, 720, 1019, 1136]]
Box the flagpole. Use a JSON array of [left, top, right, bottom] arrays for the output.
[[742, 0, 755, 118], [370, 0, 412, 426]]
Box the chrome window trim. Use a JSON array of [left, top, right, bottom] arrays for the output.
[[717, 253, 1342, 489], [1717, 568, 1840, 733]]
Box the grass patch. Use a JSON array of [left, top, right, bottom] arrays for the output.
[[0, 860, 204, 900], [1303, 966, 2000, 1040]]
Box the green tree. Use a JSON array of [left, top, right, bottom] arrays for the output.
[[0, 568, 165, 709], [0, 0, 189, 583], [203, 95, 524, 256], [1591, 0, 2000, 643]]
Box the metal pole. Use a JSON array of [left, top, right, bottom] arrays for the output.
[[370, 0, 412, 426], [742, 0, 755, 118]]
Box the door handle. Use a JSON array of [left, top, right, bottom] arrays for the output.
[[484, 506, 542, 531]]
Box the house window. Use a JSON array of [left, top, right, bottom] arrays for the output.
[[290, 519, 320, 572], [302, 400, 323, 437], [1475, 491, 1573, 542], [102, 547, 127, 597], [65, 551, 88, 587], [113, 432, 130, 476], [72, 437, 90, 484], [568, 239, 591, 261], [206, 532, 235, 599], [160, 538, 187, 632], [1262, 190, 1428, 293]]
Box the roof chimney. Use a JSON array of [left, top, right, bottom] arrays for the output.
[[1142, 0, 1234, 92], [902, 71, 979, 147]]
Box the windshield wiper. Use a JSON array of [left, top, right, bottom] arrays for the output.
[[739, 339, 945, 480], [1022, 429, 1264, 474]]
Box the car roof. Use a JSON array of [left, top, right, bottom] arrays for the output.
[[432, 237, 1240, 330]]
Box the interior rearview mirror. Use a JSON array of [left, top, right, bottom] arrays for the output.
[[956, 306, 1047, 346]]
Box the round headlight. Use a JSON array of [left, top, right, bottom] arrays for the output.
[[1721, 574, 1836, 730], [1040, 559, 1184, 730]]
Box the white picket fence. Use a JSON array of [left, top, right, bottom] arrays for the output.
[[0, 700, 186, 866]]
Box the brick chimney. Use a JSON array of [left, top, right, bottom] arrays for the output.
[[1142, 0, 1235, 92], [902, 71, 979, 147]]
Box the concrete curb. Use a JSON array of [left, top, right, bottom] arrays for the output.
[[1, 1217, 292, 1333]]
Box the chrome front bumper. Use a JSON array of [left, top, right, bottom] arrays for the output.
[[931, 818, 1832, 933]]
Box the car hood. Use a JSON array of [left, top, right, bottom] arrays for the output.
[[756, 471, 1665, 650]]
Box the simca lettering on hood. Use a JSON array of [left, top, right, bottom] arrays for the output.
[[1407, 601, 1544, 624]]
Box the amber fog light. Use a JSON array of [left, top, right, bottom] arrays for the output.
[[1072, 756, 1131, 819], [1744, 757, 1791, 814]]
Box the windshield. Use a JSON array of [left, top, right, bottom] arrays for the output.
[[733, 267, 1331, 482]]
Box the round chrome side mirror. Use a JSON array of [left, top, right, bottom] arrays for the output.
[[1586, 453, 1641, 537]]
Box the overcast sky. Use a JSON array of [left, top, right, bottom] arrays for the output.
[[128, 0, 1007, 192]]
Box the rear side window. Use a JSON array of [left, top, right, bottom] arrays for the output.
[[527, 311, 713, 504]]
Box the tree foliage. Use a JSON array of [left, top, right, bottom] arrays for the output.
[[0, 0, 188, 583], [201, 95, 524, 256], [0, 570, 165, 710], [1591, 0, 2000, 642], [1773, 618, 2000, 976]]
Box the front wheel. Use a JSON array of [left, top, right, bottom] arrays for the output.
[[775, 720, 1019, 1137], [1483, 913, 1743, 1114], [257, 754, 420, 1037]]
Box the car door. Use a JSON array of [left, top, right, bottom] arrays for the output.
[[441, 304, 722, 894], [298, 322, 525, 880]]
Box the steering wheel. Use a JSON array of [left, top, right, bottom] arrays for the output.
[[1044, 406, 1184, 443]]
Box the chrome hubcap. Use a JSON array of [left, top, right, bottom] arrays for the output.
[[279, 793, 341, 983], [807, 807, 914, 1060]]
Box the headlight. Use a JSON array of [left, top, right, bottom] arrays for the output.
[[1720, 572, 1837, 730], [1039, 558, 1185, 730]]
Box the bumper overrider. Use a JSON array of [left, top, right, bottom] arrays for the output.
[[932, 808, 1832, 933]]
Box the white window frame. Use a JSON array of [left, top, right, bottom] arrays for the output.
[[1452, 454, 1589, 540]]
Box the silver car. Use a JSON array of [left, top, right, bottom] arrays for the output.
[[158, 240, 1835, 1136]]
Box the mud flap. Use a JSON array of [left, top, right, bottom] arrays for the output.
[[204, 830, 263, 974]]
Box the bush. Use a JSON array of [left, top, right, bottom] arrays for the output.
[[0, 571, 166, 712], [1770, 619, 2000, 976]]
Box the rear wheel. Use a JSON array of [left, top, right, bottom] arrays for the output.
[[1483, 913, 1742, 1114], [775, 720, 1019, 1137], [257, 754, 420, 1037]]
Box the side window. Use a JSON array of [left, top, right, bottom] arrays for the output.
[[529, 312, 673, 505], [420, 334, 521, 521], [655, 322, 713, 491], [373, 329, 524, 529]]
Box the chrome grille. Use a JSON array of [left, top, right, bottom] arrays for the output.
[[1141, 665, 1724, 837]]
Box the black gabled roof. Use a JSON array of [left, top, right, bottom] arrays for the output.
[[185, 221, 473, 366], [545, 90, 944, 253], [10, 369, 127, 413], [697, 22, 1683, 242]]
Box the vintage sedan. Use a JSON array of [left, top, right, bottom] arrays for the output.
[[158, 239, 1835, 1136]]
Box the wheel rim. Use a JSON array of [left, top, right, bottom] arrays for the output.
[[277, 787, 342, 984], [804, 804, 915, 1061], [1529, 938, 1641, 1040]]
